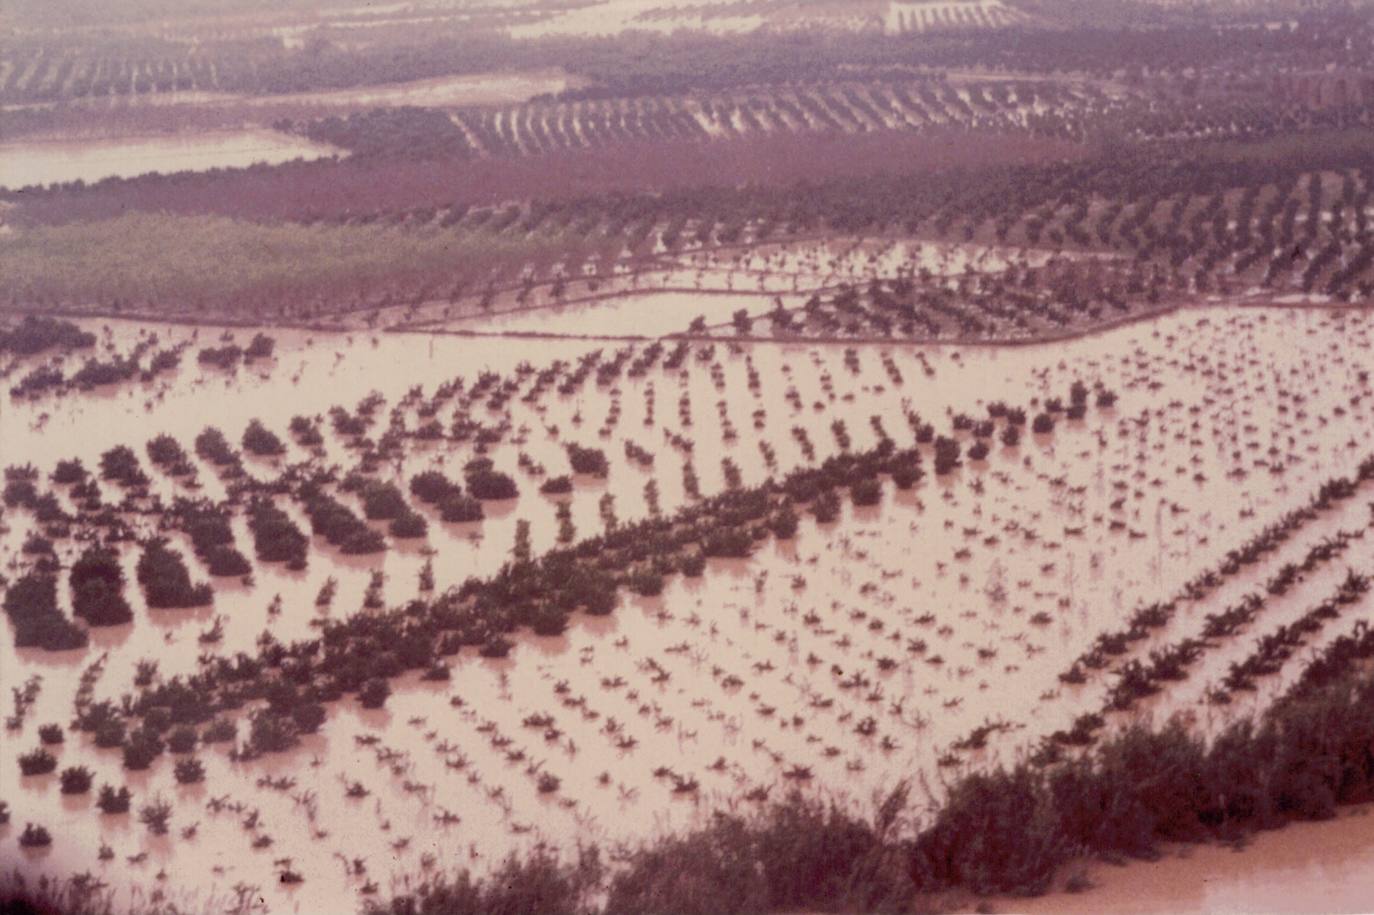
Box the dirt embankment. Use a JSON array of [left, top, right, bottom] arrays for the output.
[[7, 127, 1089, 226]]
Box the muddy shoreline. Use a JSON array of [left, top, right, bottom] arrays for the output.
[[5, 293, 1363, 350]]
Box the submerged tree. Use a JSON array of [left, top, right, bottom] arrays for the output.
[[70, 545, 133, 627]]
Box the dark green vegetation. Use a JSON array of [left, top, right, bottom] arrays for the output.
[[246, 499, 308, 569], [7, 3, 1359, 107], [566, 443, 610, 478], [170, 498, 253, 577], [304, 487, 387, 554], [2, 571, 87, 650], [4, 6, 1374, 330], [122, 438, 950, 715], [69, 544, 133, 626], [910, 634, 1374, 897], [136, 538, 213, 609], [0, 315, 94, 354], [410, 470, 461, 504], [0, 349, 1104, 860], [242, 419, 287, 457], [7, 130, 1373, 331], [6, 329, 183, 401]]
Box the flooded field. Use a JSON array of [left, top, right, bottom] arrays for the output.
[[2, 70, 580, 117], [507, 0, 766, 37], [3, 302, 1374, 911], [4, 3, 1373, 911], [227, 69, 580, 111], [396, 237, 1073, 334], [0, 130, 339, 191], [445, 289, 790, 336]]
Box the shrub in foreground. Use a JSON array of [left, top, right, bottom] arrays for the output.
[[373, 663, 1374, 913], [374, 846, 603, 915], [70, 545, 133, 627], [607, 790, 903, 915], [910, 668, 1374, 897], [18, 749, 57, 776], [466, 469, 519, 501], [59, 766, 94, 795], [411, 470, 461, 503], [359, 677, 391, 710], [18, 823, 52, 848], [439, 493, 484, 523], [97, 784, 132, 814], [136, 538, 213, 609]]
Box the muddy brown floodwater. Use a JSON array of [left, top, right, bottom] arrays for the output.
[[2, 304, 1373, 912], [1005, 806, 1374, 914]]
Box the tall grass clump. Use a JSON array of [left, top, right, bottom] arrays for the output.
[[605, 788, 909, 915], [375, 845, 604, 915]]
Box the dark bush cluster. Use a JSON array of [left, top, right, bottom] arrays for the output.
[[244, 333, 276, 361], [136, 538, 213, 609], [98, 445, 148, 488], [913, 665, 1374, 896], [304, 489, 386, 554], [97, 784, 132, 814], [410, 470, 461, 503], [465, 463, 520, 501], [0, 316, 96, 355], [540, 475, 574, 495], [247, 498, 309, 569], [566, 443, 611, 478], [242, 419, 287, 457], [440, 493, 485, 522], [173, 498, 252, 576], [18, 748, 57, 776], [70, 544, 133, 627], [194, 426, 239, 466], [360, 480, 410, 520], [197, 344, 243, 369], [2, 571, 87, 651], [145, 434, 194, 476], [290, 415, 325, 447]]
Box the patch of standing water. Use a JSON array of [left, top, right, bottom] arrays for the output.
[[451, 289, 792, 336], [1007, 806, 1374, 915], [0, 130, 340, 191]]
